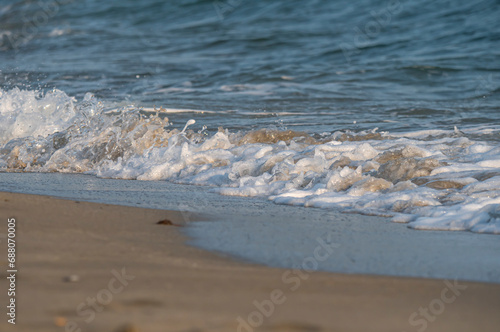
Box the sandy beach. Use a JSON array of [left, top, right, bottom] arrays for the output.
[[0, 191, 499, 332]]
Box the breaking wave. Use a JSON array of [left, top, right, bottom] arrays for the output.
[[1, 88, 500, 234]]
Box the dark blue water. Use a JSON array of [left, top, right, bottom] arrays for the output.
[[1, 0, 499, 133]]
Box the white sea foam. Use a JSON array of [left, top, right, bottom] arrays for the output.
[[0, 88, 77, 143], [1, 88, 500, 234]]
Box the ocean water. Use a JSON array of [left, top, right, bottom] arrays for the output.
[[1, 0, 500, 233]]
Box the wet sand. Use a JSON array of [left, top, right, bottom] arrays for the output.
[[1, 191, 499, 332]]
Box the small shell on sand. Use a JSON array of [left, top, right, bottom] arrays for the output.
[[157, 219, 181, 226], [54, 316, 67, 327], [63, 275, 80, 282]]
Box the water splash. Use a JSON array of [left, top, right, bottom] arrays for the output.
[[1, 88, 500, 234]]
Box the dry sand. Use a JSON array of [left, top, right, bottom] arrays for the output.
[[0, 191, 499, 332]]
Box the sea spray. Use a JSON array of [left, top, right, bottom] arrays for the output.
[[1, 88, 500, 234]]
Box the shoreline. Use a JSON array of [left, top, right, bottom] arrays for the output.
[[2, 172, 500, 283], [1, 191, 500, 331]]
